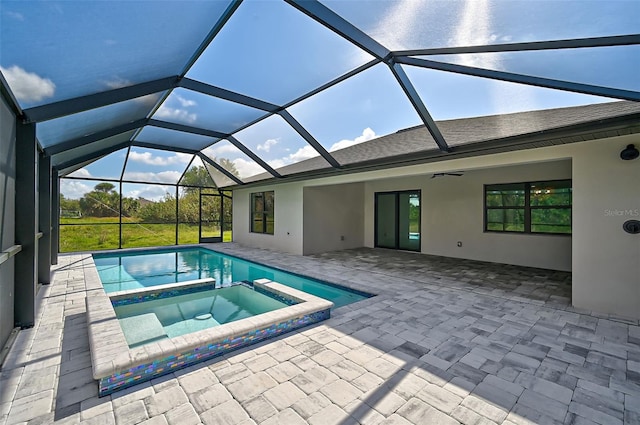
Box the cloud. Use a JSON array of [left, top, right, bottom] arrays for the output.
[[123, 171, 182, 184], [329, 127, 376, 152], [259, 129, 376, 172], [5, 11, 24, 21], [154, 103, 197, 124], [288, 145, 319, 162], [103, 78, 130, 90], [267, 145, 320, 169], [68, 168, 92, 178], [1, 65, 55, 103], [232, 158, 267, 178], [124, 185, 173, 201], [102, 77, 161, 106], [128, 151, 191, 166], [153, 93, 197, 123], [176, 95, 196, 108], [60, 180, 93, 200], [202, 143, 238, 159], [257, 138, 278, 153]]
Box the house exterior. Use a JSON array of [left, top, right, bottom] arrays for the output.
[[232, 102, 640, 319], [1, 0, 639, 355]]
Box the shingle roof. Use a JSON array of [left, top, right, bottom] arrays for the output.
[[245, 101, 640, 183]]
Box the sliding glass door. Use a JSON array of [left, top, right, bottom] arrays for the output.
[[375, 190, 421, 251]]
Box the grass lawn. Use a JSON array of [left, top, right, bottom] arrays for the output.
[[60, 217, 232, 252]]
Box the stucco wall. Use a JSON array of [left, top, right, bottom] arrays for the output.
[[233, 182, 304, 255], [302, 183, 364, 255], [232, 133, 640, 318], [363, 161, 573, 271], [571, 135, 640, 319], [0, 95, 16, 347]]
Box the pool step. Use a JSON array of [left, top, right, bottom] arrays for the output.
[[119, 313, 168, 347]]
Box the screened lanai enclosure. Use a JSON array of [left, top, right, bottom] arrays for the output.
[[58, 156, 233, 252], [2, 0, 638, 255], [1, 0, 639, 332]]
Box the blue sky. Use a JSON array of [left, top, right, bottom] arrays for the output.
[[1, 0, 638, 199]]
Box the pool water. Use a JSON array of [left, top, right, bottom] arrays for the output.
[[94, 247, 370, 308], [114, 285, 290, 347]]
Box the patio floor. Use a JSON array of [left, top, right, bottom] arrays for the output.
[[1, 244, 638, 425]]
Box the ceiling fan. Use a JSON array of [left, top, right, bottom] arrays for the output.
[[431, 172, 464, 179]]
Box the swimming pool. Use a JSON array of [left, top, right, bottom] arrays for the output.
[[93, 247, 371, 308]]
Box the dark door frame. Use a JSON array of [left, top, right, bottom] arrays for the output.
[[199, 192, 223, 243], [374, 189, 421, 252]]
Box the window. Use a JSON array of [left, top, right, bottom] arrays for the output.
[[485, 180, 571, 234], [251, 191, 274, 234]]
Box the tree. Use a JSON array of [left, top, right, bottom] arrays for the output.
[[181, 165, 215, 189], [94, 182, 116, 193], [78, 183, 119, 217], [121, 197, 139, 217], [218, 158, 240, 178], [138, 193, 177, 223], [59, 193, 81, 217]]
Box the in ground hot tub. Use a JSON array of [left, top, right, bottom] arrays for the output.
[[86, 278, 332, 396]]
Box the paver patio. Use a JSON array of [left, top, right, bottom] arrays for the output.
[[1, 244, 638, 425]]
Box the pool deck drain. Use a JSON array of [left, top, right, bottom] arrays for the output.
[[1, 243, 638, 425]]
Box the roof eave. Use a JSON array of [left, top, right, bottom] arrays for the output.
[[224, 111, 640, 190]]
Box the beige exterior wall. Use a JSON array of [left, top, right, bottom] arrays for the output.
[[571, 137, 640, 319], [232, 133, 640, 318], [303, 183, 364, 255], [362, 161, 572, 271], [233, 182, 304, 255]]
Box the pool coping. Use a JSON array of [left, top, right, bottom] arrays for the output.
[[108, 277, 216, 301], [93, 245, 376, 300], [85, 262, 333, 395]]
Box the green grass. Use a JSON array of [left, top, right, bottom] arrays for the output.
[[60, 217, 232, 252]]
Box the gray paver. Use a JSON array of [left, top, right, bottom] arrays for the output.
[[515, 373, 574, 405], [568, 401, 624, 425], [6, 390, 54, 424], [364, 390, 406, 416], [263, 382, 306, 410], [461, 395, 509, 423], [114, 400, 149, 425], [227, 372, 278, 403], [177, 367, 219, 394], [319, 379, 363, 408], [290, 367, 339, 395], [242, 395, 277, 423], [200, 399, 250, 425], [416, 383, 463, 414], [291, 392, 332, 420], [188, 383, 232, 413], [397, 397, 460, 425], [378, 414, 414, 425], [244, 354, 278, 373], [2, 248, 637, 425], [144, 386, 188, 417], [451, 405, 499, 425], [137, 415, 167, 425], [517, 389, 569, 422], [307, 404, 352, 425], [261, 408, 307, 425], [164, 403, 202, 425], [264, 361, 304, 383]]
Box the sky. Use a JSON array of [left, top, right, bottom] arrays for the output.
[[1, 0, 638, 200]]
